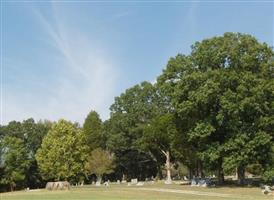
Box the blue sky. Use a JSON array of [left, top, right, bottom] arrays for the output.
[[1, 1, 273, 124]]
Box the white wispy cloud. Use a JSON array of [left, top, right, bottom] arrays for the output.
[[3, 4, 120, 124]]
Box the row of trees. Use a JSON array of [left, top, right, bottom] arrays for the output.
[[0, 33, 273, 191], [0, 118, 115, 191], [105, 33, 274, 185], [0, 119, 51, 191]]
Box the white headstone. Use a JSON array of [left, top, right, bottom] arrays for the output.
[[136, 182, 144, 186], [131, 178, 138, 184], [164, 180, 172, 184]]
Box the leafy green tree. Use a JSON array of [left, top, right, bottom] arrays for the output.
[[0, 119, 51, 189], [0, 136, 30, 191], [106, 82, 161, 180], [221, 73, 273, 184], [1, 121, 22, 139], [36, 119, 88, 181], [85, 148, 115, 182], [143, 114, 177, 183], [21, 119, 51, 156], [83, 111, 105, 150], [21, 119, 51, 188], [157, 32, 274, 184]]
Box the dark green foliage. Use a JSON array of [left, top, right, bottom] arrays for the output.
[[83, 111, 105, 150], [157, 32, 274, 183], [114, 150, 158, 181], [0, 119, 50, 190], [106, 82, 163, 179], [0, 33, 273, 190], [263, 168, 274, 183], [0, 136, 30, 191]]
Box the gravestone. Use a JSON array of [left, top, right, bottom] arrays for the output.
[[198, 179, 207, 187], [131, 178, 138, 184], [95, 181, 101, 186], [262, 185, 273, 195], [46, 182, 54, 190], [136, 182, 144, 186], [191, 178, 198, 186], [164, 180, 172, 184]]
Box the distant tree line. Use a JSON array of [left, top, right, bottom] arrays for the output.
[[0, 33, 273, 191]]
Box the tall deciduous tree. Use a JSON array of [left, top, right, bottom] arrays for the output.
[[143, 114, 177, 184], [0, 119, 51, 189], [83, 111, 104, 150], [106, 82, 161, 180], [36, 119, 88, 181], [85, 148, 115, 182], [0, 136, 30, 191], [157, 32, 274, 184], [21, 119, 51, 188]]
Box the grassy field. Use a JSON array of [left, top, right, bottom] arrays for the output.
[[1, 182, 273, 200]]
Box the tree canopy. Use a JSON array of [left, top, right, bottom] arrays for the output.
[[85, 148, 115, 182], [1, 32, 273, 191], [36, 120, 88, 181], [83, 111, 105, 150]]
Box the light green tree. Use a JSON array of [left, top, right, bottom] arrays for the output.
[[36, 119, 88, 181], [85, 148, 115, 182]]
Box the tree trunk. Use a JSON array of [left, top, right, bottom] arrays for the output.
[[217, 159, 224, 185], [235, 167, 238, 180], [237, 166, 245, 185], [199, 161, 204, 178], [217, 167, 224, 185], [122, 174, 126, 181], [162, 150, 172, 184], [195, 160, 199, 177], [97, 174, 102, 183], [10, 182, 15, 192], [196, 160, 203, 178], [188, 167, 193, 180], [156, 164, 163, 180]]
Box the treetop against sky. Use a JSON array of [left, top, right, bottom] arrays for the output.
[[2, 1, 273, 125]]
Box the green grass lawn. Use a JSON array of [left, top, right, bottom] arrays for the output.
[[1, 183, 273, 200]]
